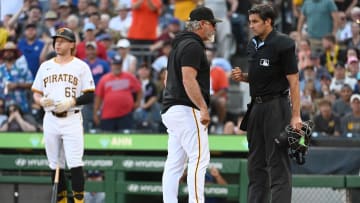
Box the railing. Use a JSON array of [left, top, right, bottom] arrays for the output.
[[0, 133, 359, 202]]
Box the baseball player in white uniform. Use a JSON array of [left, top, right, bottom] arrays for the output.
[[31, 28, 95, 203]]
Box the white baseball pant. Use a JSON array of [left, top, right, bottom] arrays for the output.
[[43, 111, 84, 169], [161, 105, 210, 203]]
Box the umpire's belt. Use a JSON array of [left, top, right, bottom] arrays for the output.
[[52, 110, 80, 118], [252, 93, 288, 104]]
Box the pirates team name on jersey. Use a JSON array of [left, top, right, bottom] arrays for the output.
[[43, 74, 79, 87]]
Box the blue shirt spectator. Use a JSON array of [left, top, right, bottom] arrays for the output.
[[17, 23, 44, 77], [0, 61, 33, 114], [84, 58, 110, 85]]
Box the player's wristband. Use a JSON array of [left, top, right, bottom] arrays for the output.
[[75, 92, 94, 105]]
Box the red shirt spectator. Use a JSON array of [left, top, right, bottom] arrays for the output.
[[76, 22, 108, 60], [76, 40, 108, 60], [95, 68, 141, 119]]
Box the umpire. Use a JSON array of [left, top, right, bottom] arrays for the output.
[[231, 4, 302, 203]]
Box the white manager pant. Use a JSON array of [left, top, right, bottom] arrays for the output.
[[161, 105, 210, 203]]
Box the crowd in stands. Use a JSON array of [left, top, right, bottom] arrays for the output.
[[1, 0, 360, 138]]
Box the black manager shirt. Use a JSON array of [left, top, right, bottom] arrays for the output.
[[247, 30, 298, 97], [161, 31, 210, 113]]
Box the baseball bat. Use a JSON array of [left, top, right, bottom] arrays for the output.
[[50, 164, 60, 203]]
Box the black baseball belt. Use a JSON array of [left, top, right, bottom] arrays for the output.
[[51, 110, 80, 118], [252, 91, 289, 104]]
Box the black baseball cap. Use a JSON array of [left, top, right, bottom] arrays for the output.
[[111, 55, 122, 65], [189, 6, 222, 24]]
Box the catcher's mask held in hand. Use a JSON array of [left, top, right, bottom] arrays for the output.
[[274, 120, 314, 165]]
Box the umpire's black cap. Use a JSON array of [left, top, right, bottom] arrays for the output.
[[188, 6, 222, 24], [52, 27, 76, 43]]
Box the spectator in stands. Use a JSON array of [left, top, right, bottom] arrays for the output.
[[350, 6, 360, 22], [223, 113, 246, 135], [335, 0, 358, 17], [297, 0, 338, 53], [300, 66, 322, 94], [0, 98, 7, 126], [42, 11, 58, 38], [94, 56, 142, 132], [155, 67, 166, 102], [85, 2, 100, 24], [128, 0, 162, 45], [99, 0, 114, 15], [75, 0, 89, 26], [300, 80, 316, 120], [321, 34, 347, 75], [115, 39, 137, 75], [150, 17, 181, 52], [88, 12, 102, 36], [96, 33, 117, 60], [204, 0, 238, 60], [346, 56, 359, 78], [333, 84, 353, 117], [0, 38, 29, 73], [48, 0, 59, 12], [210, 62, 229, 133], [7, 4, 45, 39], [76, 22, 108, 60], [205, 45, 232, 77], [83, 41, 110, 132], [340, 93, 360, 138], [297, 38, 313, 71], [58, 1, 73, 25], [330, 62, 357, 95], [346, 46, 360, 59], [84, 170, 105, 203], [17, 23, 44, 77], [96, 14, 111, 38], [0, 41, 33, 115], [344, 22, 360, 51], [309, 52, 331, 81], [109, 4, 132, 38], [354, 72, 360, 93], [319, 72, 336, 102], [335, 11, 352, 44], [0, 103, 37, 132], [65, 14, 82, 44], [133, 63, 161, 132], [151, 40, 171, 76], [313, 99, 341, 136], [204, 167, 227, 203]]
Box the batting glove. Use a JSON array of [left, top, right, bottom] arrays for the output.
[[54, 98, 76, 113], [39, 97, 54, 108]]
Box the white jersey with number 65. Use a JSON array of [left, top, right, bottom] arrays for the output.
[[32, 57, 95, 111]]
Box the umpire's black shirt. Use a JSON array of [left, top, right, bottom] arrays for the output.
[[247, 30, 298, 97], [161, 31, 210, 113]]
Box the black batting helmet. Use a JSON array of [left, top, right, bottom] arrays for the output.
[[52, 27, 76, 47]]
